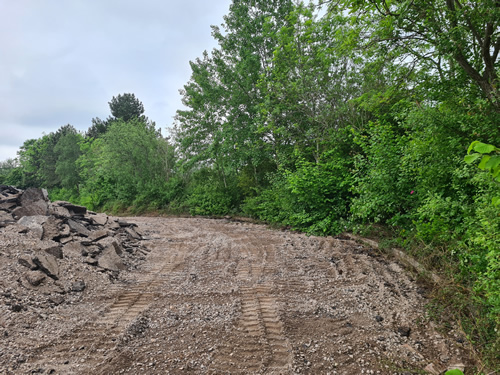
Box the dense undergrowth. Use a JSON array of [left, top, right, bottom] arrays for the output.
[[1, 1, 499, 371]]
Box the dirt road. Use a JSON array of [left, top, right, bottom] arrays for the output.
[[9, 217, 469, 374]]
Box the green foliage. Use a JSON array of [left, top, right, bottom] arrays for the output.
[[465, 141, 500, 206], [108, 93, 145, 122], [86, 117, 110, 139], [186, 168, 239, 216], [445, 369, 464, 375], [243, 149, 352, 235], [350, 119, 413, 225], [54, 127, 83, 190], [0, 158, 18, 185]]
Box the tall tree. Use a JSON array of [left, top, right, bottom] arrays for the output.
[[108, 93, 145, 122], [175, 0, 294, 187], [86, 117, 110, 139], [258, 3, 369, 163], [54, 126, 83, 190], [330, 0, 500, 108]]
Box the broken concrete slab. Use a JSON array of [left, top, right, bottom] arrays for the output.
[[0, 211, 15, 227], [59, 236, 73, 245], [15, 188, 49, 218], [17, 215, 47, 240], [42, 244, 63, 260], [90, 213, 108, 226], [63, 242, 85, 256], [52, 201, 87, 216], [67, 219, 91, 237], [42, 216, 61, 241], [48, 204, 71, 218], [25, 270, 47, 287], [97, 244, 126, 272], [125, 227, 142, 240], [32, 253, 59, 280], [18, 255, 37, 270], [89, 229, 109, 242]]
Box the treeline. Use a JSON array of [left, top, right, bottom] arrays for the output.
[[1, 0, 499, 367], [1, 93, 176, 210]]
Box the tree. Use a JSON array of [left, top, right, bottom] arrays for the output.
[[0, 158, 18, 184], [108, 93, 145, 122], [330, 0, 500, 108], [54, 127, 83, 190], [258, 3, 369, 164], [98, 118, 169, 203], [175, 0, 295, 189], [86, 117, 110, 139]]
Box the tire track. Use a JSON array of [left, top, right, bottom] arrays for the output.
[[214, 225, 293, 373], [22, 237, 189, 373]]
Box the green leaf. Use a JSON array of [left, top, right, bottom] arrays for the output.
[[484, 155, 500, 170], [492, 197, 500, 206], [477, 155, 491, 170], [464, 153, 481, 164], [467, 140, 479, 154], [472, 142, 496, 154], [445, 370, 464, 375]]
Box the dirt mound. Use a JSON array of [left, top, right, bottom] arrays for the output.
[[0, 186, 148, 371]]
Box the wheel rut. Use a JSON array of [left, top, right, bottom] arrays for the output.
[[22, 236, 190, 373], [14, 217, 470, 375]]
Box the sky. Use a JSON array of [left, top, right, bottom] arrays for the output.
[[0, 0, 233, 162]]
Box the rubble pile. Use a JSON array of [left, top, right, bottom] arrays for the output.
[[0, 185, 149, 300]]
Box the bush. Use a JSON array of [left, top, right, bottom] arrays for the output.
[[185, 168, 240, 216], [242, 150, 352, 235]]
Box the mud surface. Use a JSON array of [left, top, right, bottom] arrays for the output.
[[2, 217, 471, 374]]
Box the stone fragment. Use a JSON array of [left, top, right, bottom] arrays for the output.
[[25, 270, 47, 286], [64, 203, 87, 216], [42, 216, 61, 241], [60, 236, 73, 244], [14, 188, 49, 218], [0, 211, 15, 227], [48, 205, 71, 218], [70, 280, 86, 292], [125, 227, 142, 240], [117, 219, 137, 227], [32, 252, 59, 280], [397, 326, 411, 337], [49, 295, 65, 305], [43, 244, 63, 259], [97, 244, 126, 271], [89, 229, 109, 242], [111, 241, 123, 255], [17, 215, 47, 239], [91, 213, 108, 226], [18, 255, 37, 270], [52, 201, 87, 216], [67, 219, 90, 237]]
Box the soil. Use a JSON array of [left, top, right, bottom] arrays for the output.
[[1, 216, 473, 374]]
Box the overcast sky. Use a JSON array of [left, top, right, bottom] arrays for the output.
[[0, 0, 233, 161]]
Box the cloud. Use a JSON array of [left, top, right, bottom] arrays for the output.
[[0, 0, 232, 161]]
